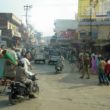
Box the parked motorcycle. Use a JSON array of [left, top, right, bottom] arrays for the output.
[[8, 74, 39, 105]]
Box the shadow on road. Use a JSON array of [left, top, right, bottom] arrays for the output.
[[0, 99, 10, 109], [57, 72, 98, 89]]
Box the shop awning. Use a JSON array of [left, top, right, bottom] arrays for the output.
[[94, 42, 110, 46]]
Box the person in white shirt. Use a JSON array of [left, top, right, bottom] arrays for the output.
[[21, 56, 33, 76]]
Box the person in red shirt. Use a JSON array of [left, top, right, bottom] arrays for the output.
[[98, 57, 109, 85], [105, 60, 110, 82]]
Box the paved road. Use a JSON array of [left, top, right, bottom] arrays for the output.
[[0, 61, 110, 110]]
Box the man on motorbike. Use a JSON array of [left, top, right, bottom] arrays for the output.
[[21, 55, 34, 76], [15, 61, 36, 98], [59, 55, 65, 67], [55, 55, 64, 71]]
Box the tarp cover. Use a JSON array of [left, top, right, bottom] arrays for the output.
[[0, 58, 6, 78]]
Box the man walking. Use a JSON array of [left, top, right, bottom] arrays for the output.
[[80, 54, 90, 79]]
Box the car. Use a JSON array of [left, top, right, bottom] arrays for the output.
[[48, 51, 60, 65], [34, 53, 46, 64]]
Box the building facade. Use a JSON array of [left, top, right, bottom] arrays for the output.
[[54, 19, 78, 41], [78, 0, 99, 20], [0, 13, 22, 47], [52, 19, 79, 52], [78, 0, 110, 53]]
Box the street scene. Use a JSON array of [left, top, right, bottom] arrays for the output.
[[1, 0, 110, 110]]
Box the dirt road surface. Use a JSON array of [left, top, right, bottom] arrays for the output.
[[0, 61, 110, 110]]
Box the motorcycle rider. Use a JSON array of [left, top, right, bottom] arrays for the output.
[[55, 55, 64, 71], [15, 61, 36, 98], [59, 55, 64, 67], [21, 55, 34, 76]]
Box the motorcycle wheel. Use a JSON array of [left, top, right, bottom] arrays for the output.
[[9, 93, 16, 105], [32, 83, 39, 95]]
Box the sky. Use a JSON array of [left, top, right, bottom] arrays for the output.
[[0, 0, 78, 36]]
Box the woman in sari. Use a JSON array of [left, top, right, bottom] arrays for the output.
[[91, 54, 97, 74]]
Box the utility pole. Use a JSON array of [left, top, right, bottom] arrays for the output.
[[24, 4, 32, 26], [90, 0, 92, 41], [89, 0, 94, 52]]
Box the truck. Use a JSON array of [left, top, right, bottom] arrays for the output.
[[34, 53, 46, 64], [34, 46, 46, 64]]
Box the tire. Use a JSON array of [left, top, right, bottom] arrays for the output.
[[9, 93, 16, 105], [32, 83, 39, 95]]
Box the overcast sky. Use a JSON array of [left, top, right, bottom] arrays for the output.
[[0, 0, 78, 36]]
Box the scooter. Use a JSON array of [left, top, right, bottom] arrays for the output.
[[55, 61, 63, 73]]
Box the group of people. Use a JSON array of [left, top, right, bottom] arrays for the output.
[[0, 46, 36, 97], [78, 52, 110, 85]]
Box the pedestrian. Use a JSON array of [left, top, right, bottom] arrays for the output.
[[97, 57, 108, 85], [104, 59, 110, 82], [78, 54, 84, 72], [91, 54, 97, 74], [80, 53, 90, 79]]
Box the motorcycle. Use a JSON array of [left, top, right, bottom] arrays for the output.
[[28, 74, 39, 93], [8, 74, 39, 105], [55, 61, 63, 73]]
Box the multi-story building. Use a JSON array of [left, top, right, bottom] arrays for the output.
[[54, 19, 78, 33], [54, 19, 79, 47], [78, 0, 99, 20], [78, 0, 110, 53], [0, 13, 22, 47]]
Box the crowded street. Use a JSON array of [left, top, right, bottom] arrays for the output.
[[0, 61, 110, 110], [1, 0, 110, 110]]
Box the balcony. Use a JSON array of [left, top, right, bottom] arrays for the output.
[[12, 31, 21, 38], [79, 19, 110, 26]]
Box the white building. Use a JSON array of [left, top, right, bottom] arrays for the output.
[[54, 19, 78, 34]]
